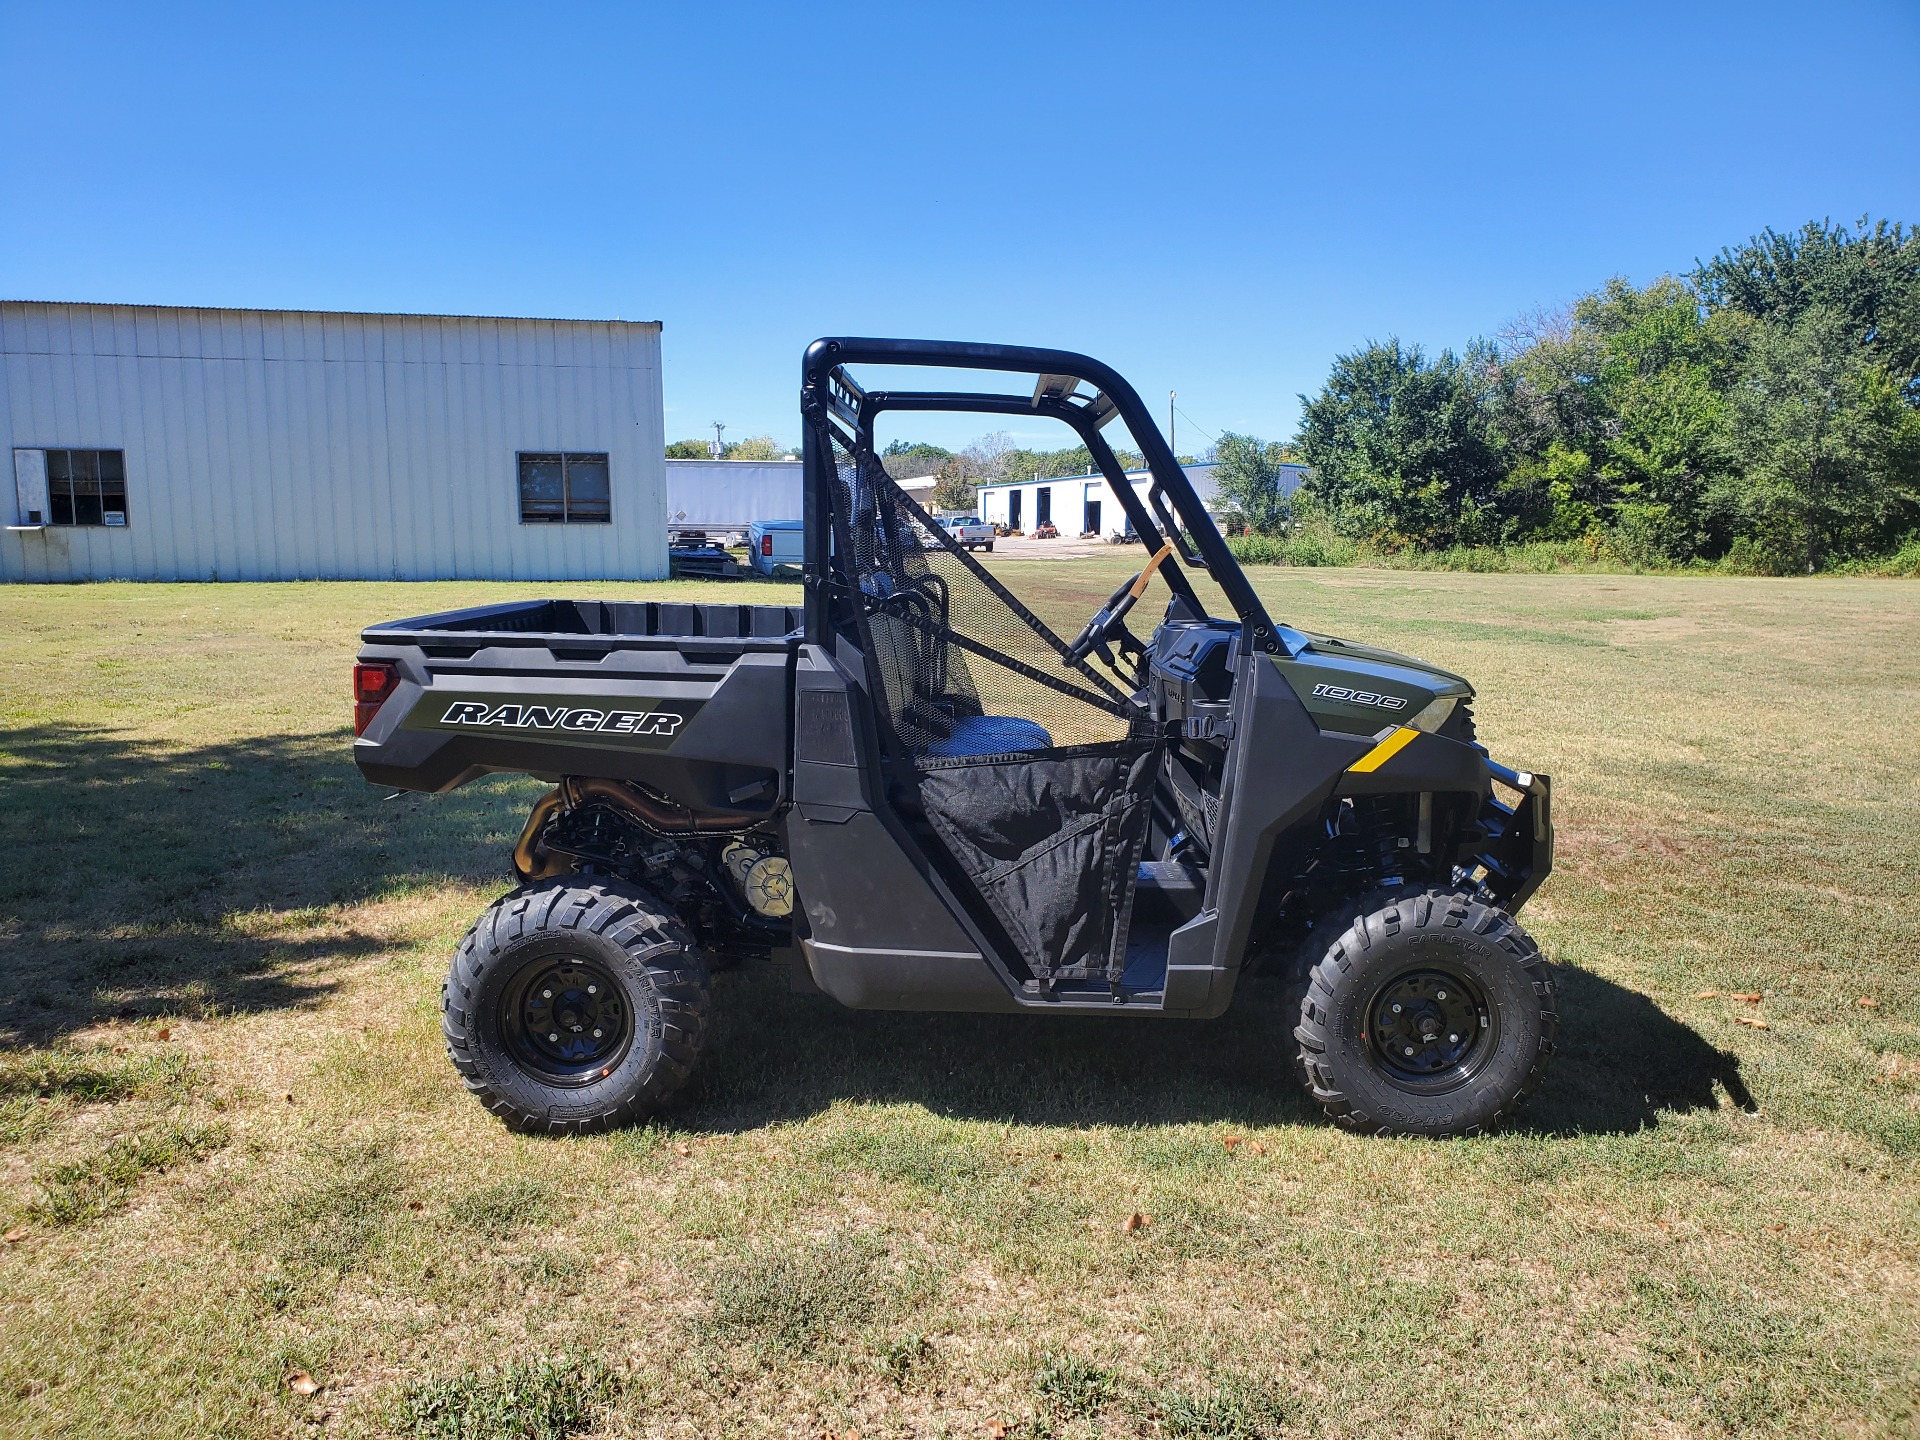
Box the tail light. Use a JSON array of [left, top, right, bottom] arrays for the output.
[[761, 534, 774, 557], [353, 661, 399, 736]]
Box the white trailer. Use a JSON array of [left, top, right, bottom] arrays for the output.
[[664, 459, 802, 542]]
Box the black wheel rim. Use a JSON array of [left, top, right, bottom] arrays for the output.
[[499, 954, 634, 1086], [1366, 966, 1497, 1093]]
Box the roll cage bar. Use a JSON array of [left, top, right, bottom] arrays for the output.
[[799, 337, 1282, 656]]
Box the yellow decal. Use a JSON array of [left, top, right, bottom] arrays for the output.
[[1348, 726, 1420, 773]]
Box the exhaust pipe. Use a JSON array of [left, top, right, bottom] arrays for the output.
[[561, 776, 763, 835], [514, 777, 764, 879]]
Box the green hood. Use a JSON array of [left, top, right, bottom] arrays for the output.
[[1271, 626, 1473, 736]]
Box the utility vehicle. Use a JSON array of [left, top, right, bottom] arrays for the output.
[[352, 339, 1556, 1139]]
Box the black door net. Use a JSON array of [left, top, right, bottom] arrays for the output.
[[827, 445, 1162, 988]]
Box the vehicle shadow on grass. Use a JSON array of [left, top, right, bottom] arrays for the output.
[[0, 724, 533, 1048], [682, 961, 1751, 1138]]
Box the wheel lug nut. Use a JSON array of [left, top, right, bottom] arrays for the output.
[[542, 989, 553, 999], [1436, 990, 1447, 1000], [1449, 1034, 1458, 1043], [593, 1028, 603, 1038], [548, 1032, 559, 1042], [1392, 1003, 1402, 1014], [1404, 1046, 1416, 1056], [587, 984, 597, 994]]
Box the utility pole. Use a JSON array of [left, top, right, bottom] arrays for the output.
[[709, 422, 725, 460], [1169, 391, 1176, 460]]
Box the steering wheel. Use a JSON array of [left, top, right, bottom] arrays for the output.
[[1063, 543, 1175, 667]]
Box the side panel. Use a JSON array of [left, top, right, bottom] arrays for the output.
[[354, 649, 789, 804], [786, 645, 1020, 1012], [1164, 652, 1366, 1016]]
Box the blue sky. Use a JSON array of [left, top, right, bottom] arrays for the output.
[[4, 1, 1916, 454]]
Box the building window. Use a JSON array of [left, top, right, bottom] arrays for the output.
[[47, 449, 128, 527], [518, 452, 611, 523]]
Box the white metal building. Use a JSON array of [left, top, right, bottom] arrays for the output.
[[976, 462, 1309, 537], [1, 301, 669, 583]]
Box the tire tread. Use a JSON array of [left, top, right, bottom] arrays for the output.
[[441, 878, 709, 1136], [1290, 887, 1557, 1137]]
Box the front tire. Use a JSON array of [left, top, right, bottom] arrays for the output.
[[442, 879, 709, 1135], [1293, 889, 1555, 1137]]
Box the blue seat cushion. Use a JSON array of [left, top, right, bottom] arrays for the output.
[[925, 714, 1052, 758]]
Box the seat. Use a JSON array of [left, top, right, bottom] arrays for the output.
[[924, 714, 1052, 758]]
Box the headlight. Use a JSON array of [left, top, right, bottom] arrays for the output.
[[1403, 696, 1458, 734]]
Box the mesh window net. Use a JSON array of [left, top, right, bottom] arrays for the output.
[[828, 444, 1163, 986]]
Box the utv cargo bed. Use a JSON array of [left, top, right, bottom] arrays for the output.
[[354, 599, 804, 798]]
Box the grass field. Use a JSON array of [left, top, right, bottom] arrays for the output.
[[1, 566, 1916, 1439]]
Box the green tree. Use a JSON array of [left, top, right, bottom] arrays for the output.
[[665, 438, 712, 459], [1583, 276, 1735, 557], [880, 441, 952, 483], [930, 458, 977, 512], [1295, 339, 1506, 547], [1210, 431, 1294, 534], [1718, 307, 1920, 570], [1695, 217, 1920, 394], [722, 434, 789, 461]]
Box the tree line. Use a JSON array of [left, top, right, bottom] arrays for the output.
[[664, 435, 794, 461], [1214, 217, 1920, 573]]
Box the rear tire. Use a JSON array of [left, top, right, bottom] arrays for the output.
[[442, 879, 709, 1135], [1292, 888, 1555, 1137]]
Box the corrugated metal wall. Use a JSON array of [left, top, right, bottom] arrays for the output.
[[0, 302, 668, 582]]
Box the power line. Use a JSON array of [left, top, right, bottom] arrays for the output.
[[1172, 405, 1217, 446]]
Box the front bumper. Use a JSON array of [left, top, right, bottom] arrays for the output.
[[1476, 759, 1553, 910]]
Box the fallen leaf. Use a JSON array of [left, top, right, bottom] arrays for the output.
[[1049, 1151, 1062, 1161], [1611, 924, 1624, 933], [988, 1424, 1008, 1440], [1223, 1136, 1241, 1151], [156, 1027, 171, 1041], [4, 1227, 28, 1243], [1695, 990, 1719, 999], [1858, 997, 1878, 1008], [286, 1370, 319, 1396], [406, 1200, 424, 1211], [673, 1143, 691, 1157], [1733, 1016, 1769, 1030], [112, 1045, 129, 1054], [1731, 992, 1763, 1003], [1654, 1220, 1671, 1231], [1120, 1212, 1148, 1234], [1250, 1141, 1267, 1156], [1770, 1223, 1786, 1233], [285, 1093, 296, 1104]]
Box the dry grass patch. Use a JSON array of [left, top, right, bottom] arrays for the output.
[[0, 574, 1916, 1438]]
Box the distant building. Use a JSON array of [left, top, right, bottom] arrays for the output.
[[2, 300, 669, 582], [975, 462, 1307, 537], [891, 474, 941, 511]]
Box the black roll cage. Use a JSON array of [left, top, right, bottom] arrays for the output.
[[799, 337, 1281, 655]]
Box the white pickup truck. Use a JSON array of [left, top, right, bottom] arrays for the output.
[[940, 515, 995, 551]]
